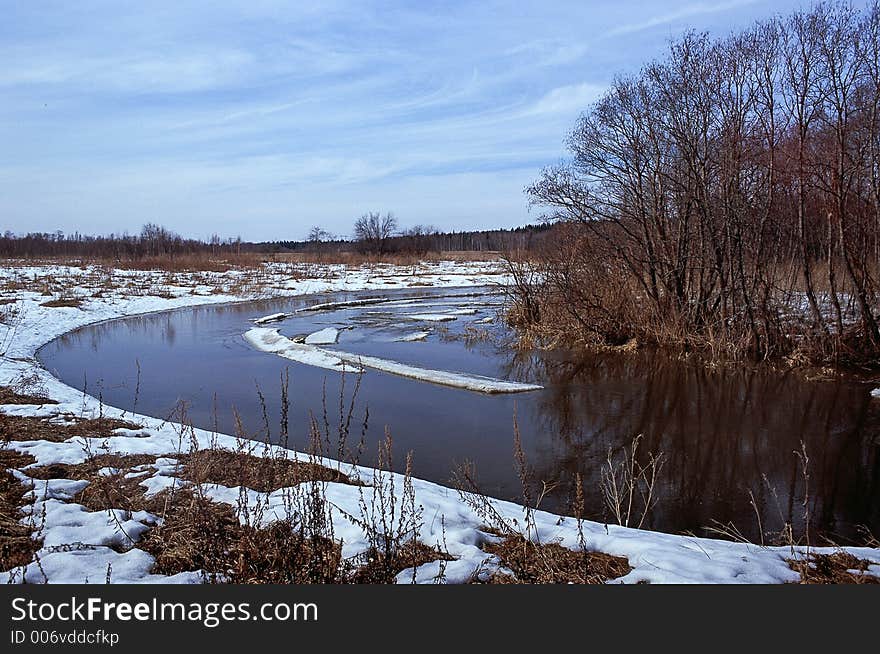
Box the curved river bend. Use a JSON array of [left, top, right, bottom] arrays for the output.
[[37, 286, 880, 542]]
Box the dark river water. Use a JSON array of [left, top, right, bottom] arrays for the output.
[[37, 286, 880, 543]]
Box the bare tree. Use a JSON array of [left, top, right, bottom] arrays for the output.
[[307, 226, 332, 243], [353, 212, 398, 254], [523, 1, 880, 367]]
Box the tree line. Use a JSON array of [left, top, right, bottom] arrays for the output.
[[1, 219, 551, 260], [520, 1, 880, 368], [265, 217, 551, 255], [0, 224, 246, 260]]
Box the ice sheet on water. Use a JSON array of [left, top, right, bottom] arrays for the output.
[[252, 312, 287, 324], [244, 328, 541, 393], [297, 296, 390, 313], [407, 313, 458, 322], [304, 327, 339, 345], [244, 328, 363, 373], [394, 331, 430, 342]]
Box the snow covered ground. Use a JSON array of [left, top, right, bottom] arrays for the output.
[[2, 260, 879, 584]]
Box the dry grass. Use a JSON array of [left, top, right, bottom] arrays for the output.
[[26, 453, 161, 513], [3, 253, 265, 273], [274, 250, 499, 266], [349, 541, 454, 584], [789, 552, 880, 584], [0, 412, 143, 443], [0, 448, 40, 571], [176, 449, 357, 493], [0, 387, 56, 405], [39, 297, 83, 308], [480, 533, 631, 584], [139, 490, 343, 583]]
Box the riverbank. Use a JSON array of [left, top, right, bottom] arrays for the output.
[[2, 260, 879, 583]]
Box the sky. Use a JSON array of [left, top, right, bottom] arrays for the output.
[[0, 0, 825, 241]]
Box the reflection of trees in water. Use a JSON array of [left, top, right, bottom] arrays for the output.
[[38, 290, 880, 543], [503, 349, 880, 542]]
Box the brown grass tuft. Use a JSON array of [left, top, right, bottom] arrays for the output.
[[40, 297, 83, 308], [481, 534, 631, 584], [789, 552, 880, 584], [0, 413, 143, 443], [0, 387, 57, 405], [25, 453, 161, 514], [349, 541, 454, 584], [176, 449, 357, 493], [140, 490, 343, 583], [0, 448, 40, 571]]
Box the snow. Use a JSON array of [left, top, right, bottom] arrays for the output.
[[252, 312, 287, 324], [323, 348, 543, 394], [395, 331, 430, 342], [871, 388, 880, 399], [445, 308, 480, 316], [408, 313, 458, 322], [1, 259, 878, 584], [304, 327, 340, 345], [244, 329, 542, 393], [244, 328, 362, 373]]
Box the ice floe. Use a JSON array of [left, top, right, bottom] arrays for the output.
[[244, 329, 540, 393], [243, 328, 362, 373], [304, 327, 340, 345], [394, 331, 430, 342], [297, 297, 390, 313], [407, 313, 458, 322], [252, 312, 287, 324]]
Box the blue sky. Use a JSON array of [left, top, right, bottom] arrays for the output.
[[1, 0, 818, 241]]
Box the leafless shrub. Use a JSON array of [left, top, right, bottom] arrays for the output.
[[520, 2, 880, 369], [600, 434, 664, 530]]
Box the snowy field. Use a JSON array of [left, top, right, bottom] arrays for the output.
[[1, 260, 879, 584]]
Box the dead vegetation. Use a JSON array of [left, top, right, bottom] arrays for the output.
[[518, 3, 880, 370], [0, 387, 56, 405], [481, 533, 631, 584], [40, 297, 83, 308], [0, 412, 143, 443], [176, 449, 356, 493], [789, 551, 880, 584], [26, 453, 160, 513], [0, 448, 40, 571], [454, 417, 641, 584], [139, 489, 345, 584], [349, 540, 454, 584]]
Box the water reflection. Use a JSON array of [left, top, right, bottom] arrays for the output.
[[37, 288, 880, 543], [513, 351, 880, 542]]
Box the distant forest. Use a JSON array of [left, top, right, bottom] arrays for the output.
[[0, 222, 551, 260]]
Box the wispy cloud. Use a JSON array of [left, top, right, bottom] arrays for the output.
[[608, 0, 759, 37], [526, 83, 606, 116], [0, 0, 803, 239]]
